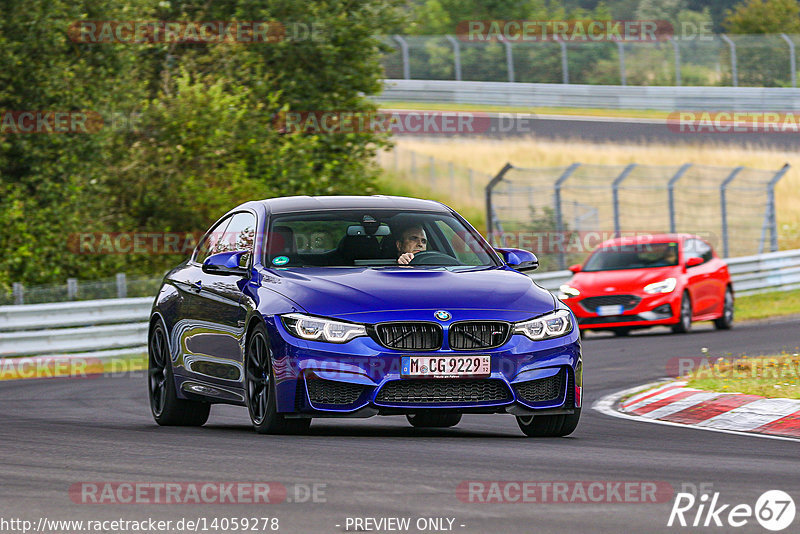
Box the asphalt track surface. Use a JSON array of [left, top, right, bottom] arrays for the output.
[[1, 318, 799, 534], [395, 112, 800, 149]]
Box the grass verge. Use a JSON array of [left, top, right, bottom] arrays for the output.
[[685, 353, 800, 399], [736, 289, 800, 321], [378, 101, 670, 120]]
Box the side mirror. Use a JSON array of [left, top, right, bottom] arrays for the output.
[[568, 264, 582, 274], [686, 257, 704, 268], [203, 250, 251, 277], [496, 248, 539, 272]]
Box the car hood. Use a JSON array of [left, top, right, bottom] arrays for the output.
[[571, 266, 678, 293], [262, 267, 555, 321]]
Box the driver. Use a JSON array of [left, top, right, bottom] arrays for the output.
[[396, 225, 427, 265]]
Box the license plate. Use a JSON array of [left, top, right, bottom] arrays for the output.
[[401, 355, 490, 378], [597, 305, 624, 316]]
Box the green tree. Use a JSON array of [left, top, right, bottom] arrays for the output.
[[723, 0, 800, 33]]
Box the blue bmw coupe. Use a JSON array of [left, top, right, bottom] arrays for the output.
[[148, 196, 582, 436]]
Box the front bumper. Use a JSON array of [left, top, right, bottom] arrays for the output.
[[266, 316, 582, 416], [564, 291, 681, 330]]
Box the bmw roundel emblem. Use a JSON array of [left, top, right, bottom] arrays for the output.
[[434, 310, 451, 321]]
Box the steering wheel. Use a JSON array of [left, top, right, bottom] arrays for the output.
[[409, 251, 461, 266]]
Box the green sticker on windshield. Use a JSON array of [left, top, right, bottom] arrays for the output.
[[272, 256, 289, 266]]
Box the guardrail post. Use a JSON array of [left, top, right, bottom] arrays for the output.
[[445, 35, 462, 81], [759, 163, 790, 253], [67, 278, 78, 300], [668, 163, 692, 233], [617, 41, 626, 86], [486, 163, 514, 242], [557, 37, 569, 84], [116, 273, 127, 298], [612, 164, 637, 237], [670, 37, 681, 86], [721, 34, 737, 87], [13, 283, 24, 305], [720, 166, 744, 257], [781, 33, 796, 88], [554, 163, 581, 270], [393, 35, 410, 80], [499, 35, 514, 82]]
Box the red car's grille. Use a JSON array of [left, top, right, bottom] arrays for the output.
[[579, 295, 641, 313]]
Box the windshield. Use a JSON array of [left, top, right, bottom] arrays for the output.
[[265, 209, 499, 268], [582, 242, 679, 272]]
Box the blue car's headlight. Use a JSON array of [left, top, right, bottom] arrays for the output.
[[281, 313, 367, 343], [513, 309, 573, 340]]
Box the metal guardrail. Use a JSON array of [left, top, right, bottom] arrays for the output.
[[376, 79, 800, 111], [0, 249, 797, 360], [531, 248, 800, 297]]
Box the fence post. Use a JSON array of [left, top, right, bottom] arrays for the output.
[[720, 34, 737, 87], [720, 166, 744, 258], [429, 156, 436, 188], [668, 163, 692, 233], [13, 282, 24, 305], [617, 41, 626, 86], [670, 37, 681, 86], [393, 35, 410, 80], [448, 161, 455, 192], [759, 164, 790, 253], [612, 164, 637, 237], [410, 150, 416, 179], [558, 38, 569, 84], [116, 273, 127, 298], [67, 278, 78, 300], [554, 163, 581, 270], [445, 35, 461, 81], [499, 35, 514, 82], [781, 33, 796, 88], [486, 163, 514, 242]]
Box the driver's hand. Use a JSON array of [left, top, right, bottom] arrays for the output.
[[398, 252, 415, 265]]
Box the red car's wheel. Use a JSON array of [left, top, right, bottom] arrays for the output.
[[671, 291, 692, 334], [714, 287, 734, 330]]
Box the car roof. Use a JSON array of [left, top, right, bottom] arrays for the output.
[[597, 233, 700, 248], [260, 195, 450, 214]]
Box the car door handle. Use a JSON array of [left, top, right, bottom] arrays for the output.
[[190, 280, 203, 292]]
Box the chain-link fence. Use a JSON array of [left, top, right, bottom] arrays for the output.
[[2, 273, 163, 305], [377, 146, 491, 213], [381, 34, 800, 88], [487, 162, 789, 271]]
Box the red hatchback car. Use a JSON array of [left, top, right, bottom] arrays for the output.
[[557, 234, 734, 335]]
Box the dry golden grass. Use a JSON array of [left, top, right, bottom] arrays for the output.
[[393, 137, 800, 248]]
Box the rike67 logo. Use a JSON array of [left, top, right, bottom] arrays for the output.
[[668, 489, 795, 531]]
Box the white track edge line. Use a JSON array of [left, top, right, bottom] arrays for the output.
[[592, 380, 800, 444]]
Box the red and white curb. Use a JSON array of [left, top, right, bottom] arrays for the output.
[[593, 380, 800, 442]]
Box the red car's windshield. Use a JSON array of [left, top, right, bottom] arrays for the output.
[[583, 242, 679, 272]]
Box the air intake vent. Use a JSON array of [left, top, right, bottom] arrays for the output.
[[449, 322, 511, 350], [376, 379, 511, 405], [513, 369, 564, 404], [374, 323, 442, 351], [580, 295, 640, 312], [307, 379, 365, 406]]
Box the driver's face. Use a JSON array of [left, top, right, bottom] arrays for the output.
[[397, 227, 427, 254]]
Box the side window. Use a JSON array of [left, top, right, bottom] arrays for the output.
[[684, 239, 712, 264], [195, 216, 232, 264], [218, 212, 257, 254], [435, 220, 480, 264]]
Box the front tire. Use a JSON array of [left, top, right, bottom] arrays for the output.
[[406, 412, 462, 428], [516, 409, 581, 437], [148, 321, 210, 426], [245, 323, 310, 435], [713, 287, 734, 330], [671, 292, 692, 334]]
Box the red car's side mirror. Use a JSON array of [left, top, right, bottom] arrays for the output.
[[568, 264, 582, 273], [686, 257, 704, 268]]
